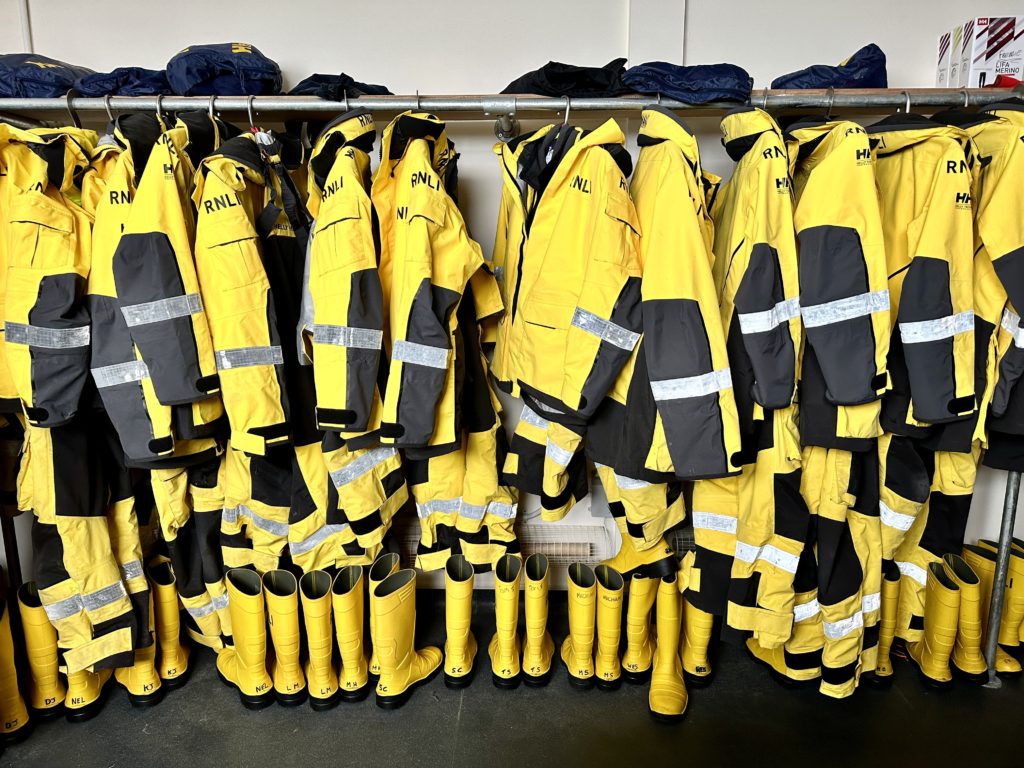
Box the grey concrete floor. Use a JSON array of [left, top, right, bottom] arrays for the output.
[[4, 590, 1021, 768]]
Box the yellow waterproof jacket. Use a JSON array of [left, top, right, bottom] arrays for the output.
[[867, 115, 976, 434], [711, 108, 801, 449], [493, 119, 642, 422], [299, 109, 383, 435], [784, 119, 890, 448], [2, 126, 97, 426], [619, 107, 741, 480]]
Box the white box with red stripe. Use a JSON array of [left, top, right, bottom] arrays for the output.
[[958, 16, 1024, 87], [936, 30, 952, 86]]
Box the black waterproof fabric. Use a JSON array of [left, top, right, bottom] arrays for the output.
[[75, 67, 171, 97], [0, 54, 94, 98], [166, 43, 282, 96], [288, 73, 392, 99], [501, 58, 630, 97], [623, 62, 752, 104], [771, 44, 887, 89]]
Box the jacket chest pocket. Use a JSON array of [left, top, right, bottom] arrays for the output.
[[8, 195, 75, 270], [595, 193, 641, 268], [313, 196, 374, 274]]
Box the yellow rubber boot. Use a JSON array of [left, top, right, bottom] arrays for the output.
[[560, 562, 597, 689], [300, 570, 340, 711], [17, 583, 65, 720], [489, 554, 523, 689], [217, 568, 274, 710], [872, 572, 901, 685], [443, 555, 477, 689], [0, 596, 30, 741], [332, 566, 369, 702], [263, 570, 307, 706], [977, 539, 1024, 656], [649, 574, 687, 722], [620, 575, 656, 683], [522, 554, 554, 687], [373, 569, 442, 709], [942, 554, 988, 683], [64, 668, 112, 724], [148, 562, 189, 689], [367, 552, 400, 680], [962, 544, 1022, 676], [681, 596, 715, 686], [114, 593, 164, 708], [595, 565, 624, 690], [601, 517, 677, 580], [907, 563, 960, 689]]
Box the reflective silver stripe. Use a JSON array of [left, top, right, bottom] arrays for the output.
[[801, 289, 889, 328], [1002, 309, 1024, 348], [691, 511, 738, 535], [82, 581, 128, 612], [486, 501, 516, 519], [5, 322, 90, 349], [460, 503, 486, 520], [571, 307, 640, 350], [519, 405, 549, 430], [215, 345, 284, 370], [43, 594, 84, 622], [393, 339, 448, 369], [222, 506, 239, 525], [330, 446, 398, 487], [823, 610, 864, 640], [119, 560, 143, 581], [91, 360, 149, 388], [733, 541, 799, 574], [737, 298, 800, 334], [211, 593, 229, 612], [545, 441, 574, 467], [121, 293, 203, 327], [897, 561, 928, 586], [290, 523, 349, 556], [614, 473, 651, 491], [186, 600, 217, 619], [793, 599, 820, 623], [494, 265, 505, 283], [416, 498, 462, 518], [311, 324, 383, 350], [862, 591, 881, 613], [880, 501, 915, 532], [650, 368, 732, 401], [224, 504, 288, 537], [899, 311, 974, 344], [530, 399, 565, 415]]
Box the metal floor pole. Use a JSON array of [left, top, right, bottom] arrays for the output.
[[983, 470, 1020, 689]]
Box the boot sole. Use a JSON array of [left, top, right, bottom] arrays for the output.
[[29, 704, 65, 722], [649, 709, 687, 724], [275, 689, 309, 707], [339, 685, 370, 703], [125, 686, 166, 708], [375, 664, 442, 710], [595, 677, 621, 691], [683, 670, 713, 688], [0, 720, 33, 744], [444, 669, 476, 689], [914, 668, 953, 691], [865, 671, 893, 689], [217, 671, 276, 710], [160, 664, 192, 691], [492, 671, 522, 690], [522, 668, 553, 688], [951, 664, 989, 685], [309, 690, 342, 712], [565, 672, 595, 690], [621, 668, 652, 685], [65, 682, 112, 724]]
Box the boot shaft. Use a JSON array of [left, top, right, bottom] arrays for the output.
[[595, 565, 624, 641], [524, 554, 550, 634], [566, 563, 597, 659], [656, 575, 683, 663], [373, 569, 418, 672], [445, 555, 474, 635]]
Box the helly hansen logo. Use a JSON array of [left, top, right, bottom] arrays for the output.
[[25, 60, 60, 69], [203, 192, 243, 214], [762, 146, 785, 160], [410, 171, 440, 191], [321, 178, 343, 199], [946, 159, 968, 173], [775, 177, 790, 191], [231, 43, 253, 54], [570, 175, 591, 194], [955, 192, 972, 209], [855, 148, 872, 166], [108, 190, 132, 205]]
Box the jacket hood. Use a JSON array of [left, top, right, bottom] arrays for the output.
[[638, 106, 701, 166], [308, 108, 375, 191], [720, 107, 783, 161], [866, 114, 969, 155]]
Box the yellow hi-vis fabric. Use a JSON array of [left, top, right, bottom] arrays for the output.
[[785, 119, 890, 446], [867, 115, 976, 434], [619, 106, 741, 480], [490, 120, 642, 421], [711, 108, 800, 445], [2, 127, 96, 427], [300, 109, 383, 434]]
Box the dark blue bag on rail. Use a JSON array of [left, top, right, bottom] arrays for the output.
[[770, 44, 887, 89], [288, 73, 392, 99], [166, 43, 282, 96], [75, 67, 171, 97], [0, 53, 94, 98], [623, 62, 753, 104]]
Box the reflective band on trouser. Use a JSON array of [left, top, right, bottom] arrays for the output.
[[311, 324, 383, 350], [329, 446, 398, 487], [862, 592, 880, 613], [5, 322, 90, 349], [650, 368, 732, 400], [485, 501, 516, 519], [460, 503, 486, 520], [1002, 309, 1024, 348], [737, 298, 800, 334], [121, 293, 203, 327], [733, 541, 799, 574], [92, 360, 150, 388], [186, 599, 218, 619], [82, 581, 129, 612], [416, 498, 462, 518], [879, 501, 915, 532], [545, 442, 574, 467], [519, 405, 548, 430], [119, 560, 144, 581], [801, 290, 889, 327], [43, 593, 84, 622], [215, 345, 284, 370], [571, 307, 640, 350], [392, 339, 448, 369], [222, 505, 289, 537], [63, 626, 133, 674], [823, 610, 864, 640], [793, 599, 820, 623], [290, 523, 349, 556], [896, 561, 927, 586], [899, 311, 974, 344], [691, 511, 738, 535], [614, 473, 651, 491]]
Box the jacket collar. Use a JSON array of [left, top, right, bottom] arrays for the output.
[[720, 107, 782, 161], [867, 114, 969, 154], [308, 108, 375, 193]]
